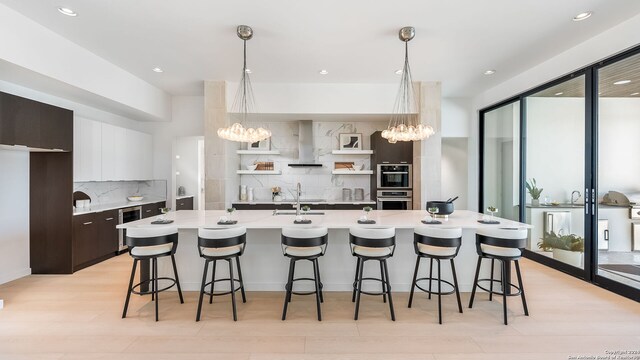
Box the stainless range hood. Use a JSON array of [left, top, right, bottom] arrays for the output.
[[288, 120, 322, 167]]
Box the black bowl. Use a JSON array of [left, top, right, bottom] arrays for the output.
[[426, 201, 454, 215]]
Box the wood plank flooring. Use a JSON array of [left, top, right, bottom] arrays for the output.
[[0, 255, 638, 359]]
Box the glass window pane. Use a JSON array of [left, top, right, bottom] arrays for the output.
[[482, 102, 520, 221]]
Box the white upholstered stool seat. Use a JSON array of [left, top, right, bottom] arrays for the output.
[[417, 243, 458, 257], [201, 245, 243, 257], [130, 243, 173, 256], [353, 245, 392, 257], [480, 244, 521, 257], [284, 246, 323, 257]]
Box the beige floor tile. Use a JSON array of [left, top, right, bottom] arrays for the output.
[[304, 336, 482, 354], [124, 336, 306, 354]]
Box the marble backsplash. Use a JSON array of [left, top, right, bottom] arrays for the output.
[[73, 180, 167, 206], [237, 121, 387, 202]]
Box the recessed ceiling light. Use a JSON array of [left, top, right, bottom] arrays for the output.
[[554, 92, 564, 96], [152, 67, 164, 73], [573, 11, 592, 21], [245, 68, 252, 74], [395, 69, 403, 75], [57, 7, 77, 16], [614, 80, 631, 85], [484, 70, 496, 75], [631, 92, 640, 96], [319, 69, 328, 75], [175, 155, 180, 159]]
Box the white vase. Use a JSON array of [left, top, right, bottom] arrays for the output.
[[273, 195, 283, 202], [531, 199, 540, 206]]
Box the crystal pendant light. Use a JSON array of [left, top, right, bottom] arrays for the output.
[[381, 26, 434, 143], [217, 25, 271, 143]]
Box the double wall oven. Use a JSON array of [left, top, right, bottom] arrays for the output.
[[376, 164, 413, 210]]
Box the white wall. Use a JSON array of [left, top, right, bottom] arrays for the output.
[[174, 136, 202, 209], [441, 138, 468, 210], [0, 150, 31, 284], [144, 96, 204, 208]]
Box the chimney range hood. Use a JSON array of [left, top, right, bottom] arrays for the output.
[[288, 120, 322, 167]]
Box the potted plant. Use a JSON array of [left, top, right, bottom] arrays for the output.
[[486, 206, 498, 222], [538, 231, 584, 267], [271, 186, 282, 202], [526, 178, 543, 206], [362, 206, 372, 220], [226, 207, 236, 221]]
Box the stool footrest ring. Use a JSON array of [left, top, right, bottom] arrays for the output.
[[131, 277, 177, 296], [414, 277, 456, 296], [203, 278, 242, 297], [476, 278, 523, 297], [286, 277, 324, 297]]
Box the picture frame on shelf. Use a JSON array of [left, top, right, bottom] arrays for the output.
[[339, 133, 362, 150], [246, 138, 270, 151]]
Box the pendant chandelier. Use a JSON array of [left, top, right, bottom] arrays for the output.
[[217, 25, 271, 143], [381, 26, 434, 143]]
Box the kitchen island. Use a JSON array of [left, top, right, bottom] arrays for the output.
[[117, 210, 532, 292]]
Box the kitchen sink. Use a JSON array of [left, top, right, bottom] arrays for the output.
[[273, 210, 326, 215]]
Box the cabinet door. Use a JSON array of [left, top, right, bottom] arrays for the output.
[[39, 103, 73, 151], [113, 126, 128, 180], [371, 131, 413, 164], [101, 123, 117, 180], [142, 201, 165, 218], [97, 210, 119, 257], [73, 213, 98, 267], [176, 197, 194, 210], [140, 132, 153, 179], [1, 93, 41, 147], [73, 118, 102, 181]]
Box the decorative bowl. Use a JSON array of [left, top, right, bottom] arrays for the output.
[[352, 164, 363, 171], [247, 164, 258, 171], [127, 196, 144, 202]]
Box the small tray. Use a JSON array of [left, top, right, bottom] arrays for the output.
[[421, 220, 442, 225], [217, 220, 238, 225], [294, 219, 312, 224], [477, 220, 500, 224], [357, 219, 376, 224], [151, 219, 174, 225]]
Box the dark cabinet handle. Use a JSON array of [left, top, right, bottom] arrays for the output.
[[83, 221, 93, 225], [105, 217, 114, 221], [604, 229, 610, 241], [179, 203, 184, 206], [145, 210, 151, 213]]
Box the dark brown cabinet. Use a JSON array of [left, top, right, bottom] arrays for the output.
[[176, 196, 194, 210], [97, 210, 119, 258], [142, 201, 166, 218], [0, 91, 73, 151], [370, 130, 413, 164], [73, 213, 99, 269]]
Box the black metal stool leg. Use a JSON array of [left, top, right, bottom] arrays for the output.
[[153, 258, 159, 322], [228, 259, 237, 321], [437, 259, 442, 324], [502, 260, 508, 325], [468, 256, 482, 308], [352, 257, 361, 302], [316, 261, 324, 303], [235, 256, 247, 303], [408, 256, 420, 308], [450, 259, 463, 314], [282, 258, 295, 321], [382, 259, 395, 321], [288, 260, 296, 303], [312, 258, 322, 321], [428, 258, 433, 299], [209, 260, 217, 304], [196, 259, 209, 322], [171, 254, 184, 304], [151, 259, 155, 301], [489, 258, 495, 301], [380, 261, 387, 303], [354, 258, 365, 320], [515, 260, 529, 316], [122, 258, 138, 319]]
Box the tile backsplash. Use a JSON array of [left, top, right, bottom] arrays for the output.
[[237, 121, 387, 202], [73, 180, 167, 206]]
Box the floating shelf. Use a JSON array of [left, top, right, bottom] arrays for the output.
[[331, 170, 374, 175], [237, 150, 281, 155], [237, 170, 281, 175], [331, 150, 373, 155]]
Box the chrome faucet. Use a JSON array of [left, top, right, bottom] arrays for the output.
[[571, 190, 581, 206], [295, 182, 301, 216]]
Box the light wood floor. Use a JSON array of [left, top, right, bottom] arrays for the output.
[[0, 255, 638, 360]]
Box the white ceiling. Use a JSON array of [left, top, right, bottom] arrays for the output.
[[3, 0, 640, 97]]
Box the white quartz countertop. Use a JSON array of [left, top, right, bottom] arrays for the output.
[[232, 200, 376, 205], [176, 195, 194, 200], [117, 209, 532, 230], [73, 197, 167, 216]]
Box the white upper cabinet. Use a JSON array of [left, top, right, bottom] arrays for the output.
[[74, 119, 153, 182], [73, 118, 102, 182]]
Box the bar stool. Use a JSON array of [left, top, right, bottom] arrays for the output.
[[349, 227, 396, 321], [408, 226, 463, 324], [196, 226, 247, 322], [468, 227, 529, 325], [281, 226, 328, 321], [122, 226, 184, 322]]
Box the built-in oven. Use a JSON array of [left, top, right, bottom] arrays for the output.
[[377, 164, 412, 189], [376, 190, 413, 210], [118, 206, 142, 251]]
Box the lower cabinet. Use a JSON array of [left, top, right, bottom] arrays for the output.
[[142, 201, 167, 218], [97, 210, 119, 257], [176, 196, 194, 210], [73, 209, 119, 272]]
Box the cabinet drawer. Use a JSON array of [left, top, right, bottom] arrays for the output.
[[72, 213, 98, 268], [176, 197, 194, 210], [97, 209, 119, 257]]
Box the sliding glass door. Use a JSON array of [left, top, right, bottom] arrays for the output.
[[595, 52, 640, 292], [524, 75, 588, 273]]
